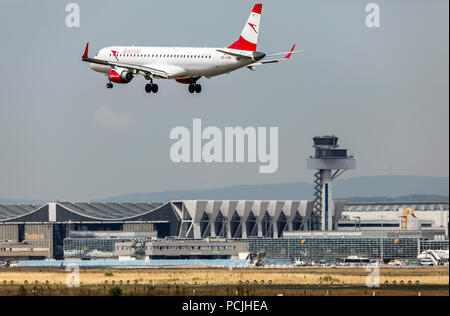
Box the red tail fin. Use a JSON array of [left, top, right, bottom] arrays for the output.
[[228, 4, 262, 52]]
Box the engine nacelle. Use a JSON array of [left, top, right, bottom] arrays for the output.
[[108, 69, 133, 84]]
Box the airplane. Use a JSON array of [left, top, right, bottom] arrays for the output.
[[417, 250, 449, 261], [81, 3, 302, 94]]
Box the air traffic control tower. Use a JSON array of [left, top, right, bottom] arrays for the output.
[[307, 136, 356, 231]]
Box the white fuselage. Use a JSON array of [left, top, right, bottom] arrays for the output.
[[90, 46, 256, 80], [417, 250, 449, 260]]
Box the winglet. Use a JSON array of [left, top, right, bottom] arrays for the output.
[[82, 42, 89, 59], [284, 44, 296, 59]]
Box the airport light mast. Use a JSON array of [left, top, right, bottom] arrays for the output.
[[307, 136, 356, 231]]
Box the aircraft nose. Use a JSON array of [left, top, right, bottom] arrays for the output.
[[252, 52, 266, 61]]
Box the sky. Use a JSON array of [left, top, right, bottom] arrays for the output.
[[0, 0, 448, 201]]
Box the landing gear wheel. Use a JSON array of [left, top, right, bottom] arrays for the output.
[[152, 84, 159, 93], [195, 84, 202, 93], [145, 84, 153, 93], [188, 84, 196, 94], [106, 83, 113, 89]]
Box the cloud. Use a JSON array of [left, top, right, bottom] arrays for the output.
[[94, 106, 134, 128]]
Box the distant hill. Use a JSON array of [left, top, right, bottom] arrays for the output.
[[344, 194, 449, 203], [1, 176, 447, 204], [95, 175, 449, 203], [0, 199, 48, 205]]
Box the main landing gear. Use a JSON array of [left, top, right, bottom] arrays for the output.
[[106, 82, 113, 89], [188, 83, 202, 94], [145, 83, 159, 94]]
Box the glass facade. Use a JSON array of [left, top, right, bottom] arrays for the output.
[[64, 237, 449, 261], [237, 238, 449, 260], [64, 238, 124, 258]]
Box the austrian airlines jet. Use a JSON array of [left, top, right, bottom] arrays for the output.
[[81, 4, 301, 94]]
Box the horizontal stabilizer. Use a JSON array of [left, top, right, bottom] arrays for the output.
[[216, 49, 254, 58], [248, 45, 303, 67], [266, 45, 303, 58]]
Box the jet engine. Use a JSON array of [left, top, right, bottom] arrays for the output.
[[108, 68, 133, 83]]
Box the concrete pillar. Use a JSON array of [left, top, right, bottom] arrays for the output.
[[193, 222, 201, 239], [321, 170, 334, 231], [241, 220, 247, 239], [272, 220, 278, 238], [49, 203, 57, 222], [287, 222, 293, 231], [257, 221, 263, 237], [209, 220, 216, 237], [226, 221, 232, 239]]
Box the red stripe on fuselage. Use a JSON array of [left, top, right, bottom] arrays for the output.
[[176, 79, 192, 85]]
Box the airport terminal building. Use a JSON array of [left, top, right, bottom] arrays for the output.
[[0, 200, 448, 261]]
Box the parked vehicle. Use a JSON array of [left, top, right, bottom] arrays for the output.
[[420, 258, 434, 267]]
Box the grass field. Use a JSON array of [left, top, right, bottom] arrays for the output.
[[0, 267, 448, 296]]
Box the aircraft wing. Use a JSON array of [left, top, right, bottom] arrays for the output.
[[81, 43, 169, 79]]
